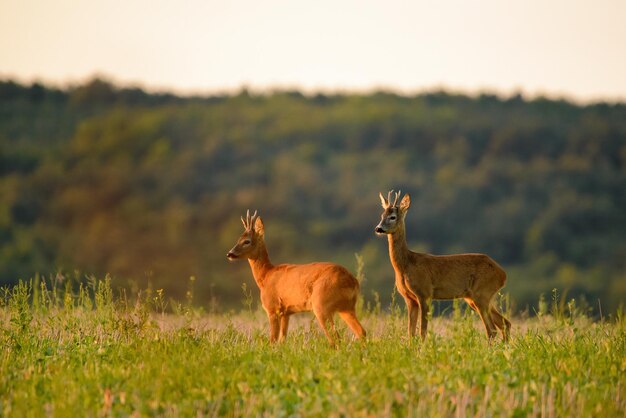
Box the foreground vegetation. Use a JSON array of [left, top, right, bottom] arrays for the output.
[[1, 278, 624, 417]]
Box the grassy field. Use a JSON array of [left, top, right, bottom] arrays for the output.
[[1, 277, 625, 417]]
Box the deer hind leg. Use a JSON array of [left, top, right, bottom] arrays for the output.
[[328, 316, 340, 342], [338, 311, 366, 340], [279, 314, 291, 342], [313, 306, 338, 346], [464, 298, 479, 314], [466, 297, 500, 340], [475, 301, 498, 340], [490, 307, 511, 342]]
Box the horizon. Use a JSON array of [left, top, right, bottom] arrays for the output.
[[4, 75, 626, 106]]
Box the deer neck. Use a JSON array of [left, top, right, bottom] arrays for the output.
[[247, 241, 273, 288], [387, 223, 410, 273]]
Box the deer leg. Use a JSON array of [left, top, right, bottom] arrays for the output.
[[338, 311, 366, 340], [490, 307, 511, 342], [279, 314, 291, 341], [464, 297, 479, 314], [466, 298, 501, 341], [417, 297, 429, 340], [406, 298, 419, 338], [329, 316, 340, 342], [313, 308, 337, 347], [475, 302, 498, 340], [268, 314, 281, 343]]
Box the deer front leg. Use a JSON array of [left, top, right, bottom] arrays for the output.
[[417, 297, 430, 340], [406, 298, 419, 338], [279, 314, 290, 341], [268, 314, 281, 343]]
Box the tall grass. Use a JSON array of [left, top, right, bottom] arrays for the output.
[[1, 276, 624, 417]]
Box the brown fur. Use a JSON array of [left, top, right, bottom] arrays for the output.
[[375, 191, 511, 341], [227, 211, 366, 346]]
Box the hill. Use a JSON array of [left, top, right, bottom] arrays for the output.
[[1, 78, 625, 311]]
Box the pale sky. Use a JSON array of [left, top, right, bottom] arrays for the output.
[[1, 0, 626, 102]]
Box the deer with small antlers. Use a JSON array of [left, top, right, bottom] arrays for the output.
[[227, 210, 366, 346], [375, 191, 511, 341]]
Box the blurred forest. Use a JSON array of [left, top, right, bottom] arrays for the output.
[[1, 78, 625, 313]]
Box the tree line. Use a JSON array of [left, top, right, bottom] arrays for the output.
[[1, 78, 625, 312]]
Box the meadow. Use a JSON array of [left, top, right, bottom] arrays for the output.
[[1, 277, 625, 417]]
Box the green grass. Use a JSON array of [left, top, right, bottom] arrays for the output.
[[1, 278, 625, 417]]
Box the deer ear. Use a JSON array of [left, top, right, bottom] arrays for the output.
[[254, 216, 265, 236], [379, 192, 388, 208], [399, 194, 411, 212]]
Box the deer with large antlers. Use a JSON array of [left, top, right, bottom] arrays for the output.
[[227, 211, 366, 346], [375, 191, 511, 341]]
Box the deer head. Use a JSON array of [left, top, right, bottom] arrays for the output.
[[375, 190, 411, 235], [226, 210, 265, 260]]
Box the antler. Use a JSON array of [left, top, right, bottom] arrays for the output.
[[250, 210, 258, 229], [392, 190, 401, 207], [241, 210, 259, 230], [384, 190, 401, 208]]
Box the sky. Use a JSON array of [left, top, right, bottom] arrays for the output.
[[1, 0, 626, 102]]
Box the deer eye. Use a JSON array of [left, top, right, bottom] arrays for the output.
[[243, 239, 251, 245], [389, 215, 397, 221]]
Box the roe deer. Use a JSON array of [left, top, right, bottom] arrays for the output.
[[227, 210, 366, 346], [375, 191, 511, 341]]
